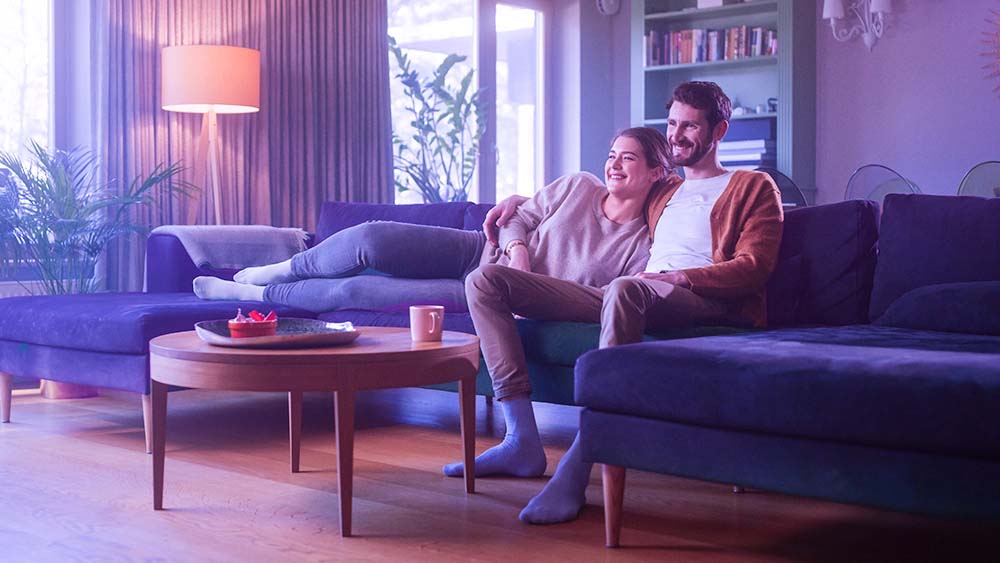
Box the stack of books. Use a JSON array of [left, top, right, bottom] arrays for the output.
[[718, 118, 776, 170], [645, 26, 777, 67]]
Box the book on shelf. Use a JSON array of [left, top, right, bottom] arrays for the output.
[[719, 158, 777, 168], [645, 24, 776, 68], [725, 117, 776, 142], [719, 139, 775, 151], [719, 151, 774, 163]]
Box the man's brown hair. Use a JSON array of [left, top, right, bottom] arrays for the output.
[[667, 81, 732, 130]]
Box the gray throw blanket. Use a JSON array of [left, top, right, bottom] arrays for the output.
[[152, 225, 309, 270]]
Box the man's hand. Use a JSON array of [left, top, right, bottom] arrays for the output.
[[637, 270, 692, 289], [507, 245, 531, 273], [483, 195, 529, 246]]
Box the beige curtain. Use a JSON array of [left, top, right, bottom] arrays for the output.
[[95, 0, 392, 291]]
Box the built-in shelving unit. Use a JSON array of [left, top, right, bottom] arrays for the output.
[[630, 0, 816, 199], [644, 54, 777, 72]]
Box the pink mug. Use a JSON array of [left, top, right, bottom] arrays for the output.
[[409, 305, 444, 342]]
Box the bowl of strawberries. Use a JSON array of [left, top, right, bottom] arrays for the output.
[[195, 310, 358, 348], [227, 308, 278, 338]]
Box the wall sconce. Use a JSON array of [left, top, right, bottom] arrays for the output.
[[822, 0, 892, 51]]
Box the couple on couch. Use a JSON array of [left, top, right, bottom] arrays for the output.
[[194, 81, 784, 525]]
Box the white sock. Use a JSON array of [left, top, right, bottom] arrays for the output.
[[193, 276, 265, 301], [234, 259, 296, 285]]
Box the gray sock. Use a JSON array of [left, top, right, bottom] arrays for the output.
[[442, 395, 547, 478]]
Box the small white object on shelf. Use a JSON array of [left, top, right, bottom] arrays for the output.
[[697, 0, 742, 7]]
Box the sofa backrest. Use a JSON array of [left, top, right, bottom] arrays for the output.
[[314, 201, 476, 243], [766, 199, 880, 327], [464, 203, 493, 232], [869, 194, 1000, 322]]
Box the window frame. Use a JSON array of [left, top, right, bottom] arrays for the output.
[[476, 0, 550, 203]]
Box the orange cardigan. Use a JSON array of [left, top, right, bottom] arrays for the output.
[[644, 170, 783, 327]]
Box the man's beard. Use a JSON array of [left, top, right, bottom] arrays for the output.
[[668, 135, 714, 167]]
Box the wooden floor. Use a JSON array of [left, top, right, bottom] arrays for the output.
[[1, 385, 997, 562]]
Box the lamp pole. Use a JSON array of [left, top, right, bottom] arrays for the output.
[[193, 109, 223, 224]]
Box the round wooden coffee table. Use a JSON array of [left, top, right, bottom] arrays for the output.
[[148, 327, 480, 537]]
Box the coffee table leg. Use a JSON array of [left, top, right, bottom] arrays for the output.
[[334, 388, 355, 537], [459, 376, 476, 494], [152, 379, 168, 510], [289, 391, 302, 473]]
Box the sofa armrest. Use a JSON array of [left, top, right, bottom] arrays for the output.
[[144, 233, 237, 293]]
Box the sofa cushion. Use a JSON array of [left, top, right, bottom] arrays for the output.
[[766, 200, 879, 326], [463, 203, 493, 232], [0, 339, 151, 393], [515, 319, 747, 366], [0, 293, 315, 355], [145, 233, 238, 293], [314, 201, 471, 243], [575, 325, 1000, 460], [874, 281, 1000, 336], [870, 194, 1000, 321]]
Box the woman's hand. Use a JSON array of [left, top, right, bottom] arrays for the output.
[[507, 245, 531, 273], [483, 195, 530, 246]]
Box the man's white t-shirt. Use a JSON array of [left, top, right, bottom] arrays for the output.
[[645, 171, 734, 273]]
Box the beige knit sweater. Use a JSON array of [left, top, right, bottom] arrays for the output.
[[488, 172, 651, 288]]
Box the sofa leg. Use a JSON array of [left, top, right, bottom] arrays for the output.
[[1, 371, 12, 423], [602, 464, 626, 548], [142, 393, 152, 454]]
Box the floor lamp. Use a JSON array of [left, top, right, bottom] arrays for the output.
[[161, 45, 261, 224]]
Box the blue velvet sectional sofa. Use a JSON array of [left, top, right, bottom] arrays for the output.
[[4, 191, 997, 533], [577, 194, 1000, 546]]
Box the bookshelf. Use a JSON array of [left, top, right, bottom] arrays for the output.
[[630, 0, 816, 199]]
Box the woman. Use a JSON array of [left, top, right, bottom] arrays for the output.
[[194, 127, 671, 314]]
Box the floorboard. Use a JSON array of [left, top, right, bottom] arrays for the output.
[[0, 386, 996, 562]]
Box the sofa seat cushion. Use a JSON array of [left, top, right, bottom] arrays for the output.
[[0, 293, 316, 355], [516, 320, 747, 366], [575, 325, 1000, 460]]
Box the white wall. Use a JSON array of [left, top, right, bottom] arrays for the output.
[[814, 0, 1000, 203], [547, 0, 633, 181]]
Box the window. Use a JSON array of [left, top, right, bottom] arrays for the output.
[[0, 0, 51, 161], [494, 3, 544, 201], [388, 0, 546, 203]]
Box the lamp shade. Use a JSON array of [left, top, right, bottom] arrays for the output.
[[822, 0, 846, 19], [161, 45, 260, 114]]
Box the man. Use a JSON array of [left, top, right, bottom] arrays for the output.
[[447, 81, 783, 524]]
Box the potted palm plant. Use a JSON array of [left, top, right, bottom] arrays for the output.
[[0, 141, 192, 295]]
